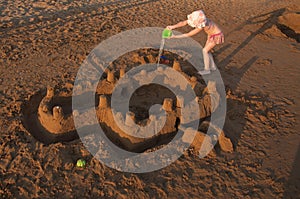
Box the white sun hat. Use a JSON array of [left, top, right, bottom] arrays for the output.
[[187, 10, 207, 28]]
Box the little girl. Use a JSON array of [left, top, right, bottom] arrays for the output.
[[166, 10, 224, 75]]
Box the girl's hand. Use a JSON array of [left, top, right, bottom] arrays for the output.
[[166, 25, 174, 30], [168, 35, 177, 39]]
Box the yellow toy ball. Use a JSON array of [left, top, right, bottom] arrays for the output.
[[76, 159, 86, 168]]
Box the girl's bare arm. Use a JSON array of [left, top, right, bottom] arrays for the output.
[[171, 27, 202, 39], [167, 20, 188, 30]]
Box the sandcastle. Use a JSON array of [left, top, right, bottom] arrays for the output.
[[38, 86, 76, 134], [22, 51, 233, 153]]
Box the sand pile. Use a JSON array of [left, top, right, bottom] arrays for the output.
[[22, 50, 233, 154], [277, 7, 300, 42]]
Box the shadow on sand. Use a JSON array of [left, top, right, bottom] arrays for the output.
[[213, 8, 299, 197]]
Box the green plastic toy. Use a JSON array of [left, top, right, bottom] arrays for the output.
[[76, 159, 86, 168], [162, 29, 172, 38]]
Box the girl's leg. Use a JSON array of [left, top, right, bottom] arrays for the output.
[[199, 41, 216, 74], [209, 52, 217, 70], [202, 49, 210, 71]]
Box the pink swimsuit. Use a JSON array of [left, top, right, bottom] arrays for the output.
[[209, 32, 224, 44]]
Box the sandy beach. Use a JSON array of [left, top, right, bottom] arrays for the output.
[[0, 0, 299, 198]]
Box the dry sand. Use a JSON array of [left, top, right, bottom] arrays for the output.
[[0, 0, 300, 198]]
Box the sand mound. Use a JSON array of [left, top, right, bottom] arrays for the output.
[[277, 9, 300, 42], [22, 86, 78, 144], [22, 49, 233, 154]]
